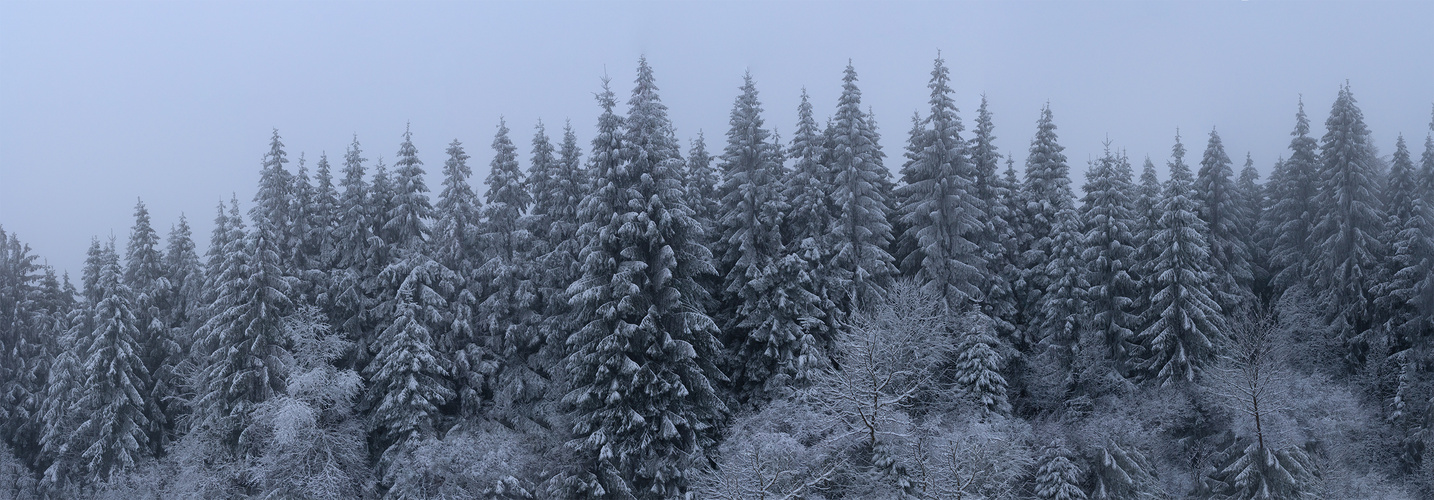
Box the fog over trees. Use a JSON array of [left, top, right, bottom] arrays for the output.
[[2, 58, 1433, 499]]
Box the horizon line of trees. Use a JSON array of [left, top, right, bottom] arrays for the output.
[[2, 56, 1432, 499]]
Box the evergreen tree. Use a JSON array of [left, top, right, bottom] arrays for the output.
[[1137, 133, 1224, 386], [1034, 441, 1087, 500], [163, 214, 204, 335], [311, 152, 341, 271], [896, 55, 986, 309], [1132, 157, 1163, 340], [195, 195, 294, 447], [953, 313, 1011, 415], [1079, 149, 1140, 374], [563, 61, 726, 498], [124, 199, 180, 457], [1195, 129, 1255, 314], [1372, 135, 1433, 474], [331, 137, 377, 350], [433, 137, 487, 417], [1021, 104, 1075, 343], [253, 129, 296, 272], [783, 88, 843, 352], [685, 131, 721, 238], [479, 119, 542, 423], [1236, 154, 1268, 298], [0, 227, 48, 467], [367, 126, 457, 464], [1036, 206, 1088, 381], [72, 244, 151, 483], [827, 62, 895, 310], [1263, 98, 1322, 292], [969, 94, 1019, 340], [529, 121, 589, 425], [714, 73, 819, 403], [1309, 85, 1386, 370]]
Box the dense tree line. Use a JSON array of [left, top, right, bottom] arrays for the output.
[[2, 58, 1432, 499]]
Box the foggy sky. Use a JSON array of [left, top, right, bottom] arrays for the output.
[[2, 0, 1431, 278]]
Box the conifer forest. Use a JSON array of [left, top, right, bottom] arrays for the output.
[[3, 55, 1434, 499]]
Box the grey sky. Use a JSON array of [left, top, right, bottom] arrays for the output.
[[2, 0, 1431, 278]]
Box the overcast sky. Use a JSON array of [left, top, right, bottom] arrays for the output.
[[2, 0, 1431, 278]]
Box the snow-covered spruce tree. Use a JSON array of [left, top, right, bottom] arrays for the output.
[[1079, 149, 1140, 376], [72, 243, 151, 484], [954, 312, 1012, 416], [124, 199, 181, 458], [969, 94, 1020, 341], [827, 62, 895, 311], [1195, 128, 1255, 315], [1137, 133, 1224, 387], [1262, 98, 1322, 293], [1033, 440, 1087, 500], [1236, 154, 1269, 299], [685, 131, 721, 240], [1373, 135, 1434, 474], [1132, 156, 1163, 319], [1035, 205, 1088, 386], [162, 214, 204, 339], [714, 73, 821, 404], [0, 227, 48, 467], [366, 126, 457, 466], [896, 54, 986, 310], [432, 137, 487, 418], [528, 121, 589, 421], [329, 136, 379, 354], [479, 119, 543, 425], [561, 62, 726, 499], [289, 154, 324, 302], [310, 152, 340, 271], [1021, 104, 1076, 343], [783, 88, 843, 355], [253, 129, 298, 275], [1309, 85, 1387, 372], [195, 192, 295, 449]]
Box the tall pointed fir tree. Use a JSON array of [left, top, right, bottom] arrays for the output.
[[367, 126, 457, 465], [163, 214, 204, 338], [685, 131, 721, 240], [254, 129, 297, 274], [1309, 85, 1386, 370], [896, 54, 986, 310], [827, 62, 895, 311], [433, 137, 485, 418], [1132, 157, 1164, 338], [1036, 205, 1088, 387], [478, 119, 542, 425], [969, 94, 1019, 341], [195, 191, 294, 449], [1021, 104, 1076, 345], [1262, 98, 1322, 293], [532, 120, 589, 367], [1195, 129, 1255, 314], [1034, 440, 1088, 500], [783, 88, 843, 358], [71, 242, 151, 483], [1373, 135, 1434, 474], [331, 136, 377, 353], [311, 152, 341, 272], [124, 199, 180, 457], [1136, 133, 1224, 387], [714, 73, 822, 404], [1235, 154, 1268, 298], [562, 61, 726, 499], [1079, 149, 1140, 375], [0, 227, 48, 467]]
